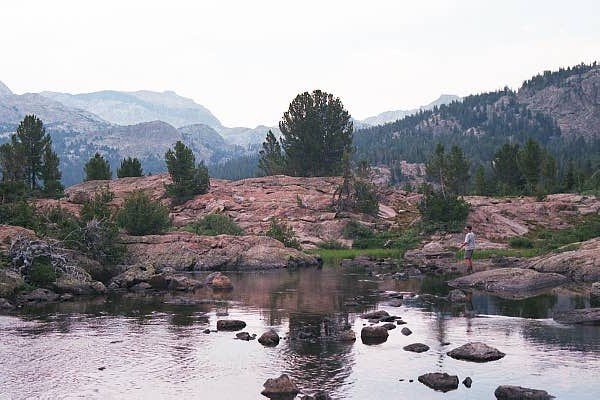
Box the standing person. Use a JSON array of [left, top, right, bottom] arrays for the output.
[[458, 225, 475, 273]]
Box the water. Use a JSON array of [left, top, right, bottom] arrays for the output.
[[1, 266, 599, 400]]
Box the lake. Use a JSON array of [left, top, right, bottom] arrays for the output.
[[1, 266, 599, 399]]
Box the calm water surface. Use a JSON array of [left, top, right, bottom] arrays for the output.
[[1, 266, 599, 399]]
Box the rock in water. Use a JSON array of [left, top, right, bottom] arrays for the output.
[[382, 323, 396, 330], [360, 310, 390, 320], [403, 343, 430, 353], [258, 330, 280, 346], [448, 289, 468, 303], [463, 376, 473, 388], [216, 320, 246, 331], [494, 385, 554, 399], [261, 374, 299, 399], [300, 391, 332, 400], [0, 298, 15, 310], [235, 332, 254, 341], [554, 308, 600, 324], [19, 288, 59, 303], [447, 342, 505, 362], [336, 330, 356, 342], [418, 372, 459, 392], [401, 327, 412, 336], [360, 326, 389, 345], [206, 272, 233, 290]]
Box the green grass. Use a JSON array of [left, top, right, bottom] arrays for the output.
[[455, 248, 543, 260], [308, 248, 407, 264]]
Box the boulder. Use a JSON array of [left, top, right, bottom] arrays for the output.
[[463, 377, 473, 388], [54, 276, 107, 295], [418, 372, 459, 392], [258, 330, 280, 346], [381, 322, 396, 330], [0, 297, 15, 310], [360, 326, 389, 344], [0, 270, 25, 297], [448, 268, 568, 299], [217, 320, 246, 331], [206, 272, 233, 290], [110, 263, 158, 289], [447, 342, 505, 362], [494, 385, 554, 399], [401, 327, 412, 336], [235, 332, 254, 341], [403, 343, 430, 353], [19, 288, 59, 303], [448, 289, 468, 303], [336, 330, 356, 342], [553, 308, 600, 324], [261, 374, 300, 399], [360, 310, 389, 320]]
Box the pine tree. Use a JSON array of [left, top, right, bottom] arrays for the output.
[[165, 141, 210, 203], [84, 153, 112, 181], [426, 143, 448, 197], [258, 130, 285, 176], [117, 157, 143, 178], [41, 145, 64, 198], [563, 160, 576, 192], [16, 115, 50, 190], [492, 143, 523, 194], [539, 153, 557, 194], [279, 90, 353, 177], [518, 139, 543, 194], [446, 145, 470, 195], [473, 165, 487, 195]]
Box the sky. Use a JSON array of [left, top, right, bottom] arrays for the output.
[[1, 0, 599, 127]]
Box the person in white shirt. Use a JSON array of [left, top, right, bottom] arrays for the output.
[[458, 225, 475, 273]]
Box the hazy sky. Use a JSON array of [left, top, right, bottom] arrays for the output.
[[1, 0, 599, 127]]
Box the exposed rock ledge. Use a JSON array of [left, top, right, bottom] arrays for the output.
[[526, 237, 600, 282], [122, 231, 320, 271], [448, 268, 568, 299]]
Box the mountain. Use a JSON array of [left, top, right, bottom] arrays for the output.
[[354, 62, 600, 175], [360, 94, 461, 126], [40, 89, 222, 128], [517, 63, 600, 138], [216, 125, 280, 147], [0, 81, 12, 97]]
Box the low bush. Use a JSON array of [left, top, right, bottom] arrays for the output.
[[266, 218, 301, 250], [342, 220, 374, 240], [418, 189, 470, 232], [509, 236, 534, 249], [189, 214, 244, 236], [0, 201, 38, 230], [354, 181, 379, 215], [317, 240, 348, 250], [80, 187, 114, 222], [116, 191, 171, 235], [28, 256, 57, 287]]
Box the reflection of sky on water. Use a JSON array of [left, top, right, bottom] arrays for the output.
[[1, 267, 599, 399]]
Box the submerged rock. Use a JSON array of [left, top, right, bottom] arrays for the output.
[[258, 330, 280, 346], [300, 391, 332, 400], [261, 374, 300, 399], [494, 385, 554, 399], [336, 330, 356, 342], [403, 343, 430, 353], [418, 372, 459, 392], [447, 342, 505, 362], [205, 272, 233, 290], [360, 326, 389, 344], [447, 289, 468, 303], [235, 332, 255, 341], [19, 288, 59, 303], [216, 320, 246, 331], [553, 308, 600, 324], [448, 268, 568, 298]]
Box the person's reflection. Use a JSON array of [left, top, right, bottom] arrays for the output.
[[465, 291, 474, 335]]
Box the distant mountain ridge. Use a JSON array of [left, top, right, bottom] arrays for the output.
[[360, 94, 462, 126], [41, 89, 222, 129]]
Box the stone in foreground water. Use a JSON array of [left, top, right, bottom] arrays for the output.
[[494, 385, 554, 399], [418, 372, 459, 392], [261, 374, 299, 399], [447, 342, 505, 362]]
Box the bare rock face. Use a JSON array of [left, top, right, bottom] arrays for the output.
[[447, 342, 505, 362], [123, 232, 319, 271], [517, 66, 600, 139], [261, 374, 300, 399], [418, 372, 459, 392], [553, 308, 600, 325], [448, 268, 568, 299], [494, 385, 554, 400], [360, 326, 389, 344], [527, 237, 600, 282]]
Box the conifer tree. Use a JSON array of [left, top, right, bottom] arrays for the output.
[[41, 145, 64, 198], [279, 90, 353, 177], [165, 141, 209, 203], [492, 143, 523, 194], [16, 115, 50, 190], [473, 165, 488, 195], [84, 153, 112, 181], [258, 130, 285, 176], [117, 157, 143, 178], [446, 145, 470, 195], [518, 139, 543, 194]]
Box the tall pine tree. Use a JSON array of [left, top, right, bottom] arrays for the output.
[[165, 141, 210, 203], [84, 153, 112, 181], [258, 130, 285, 176], [117, 157, 143, 178], [279, 90, 353, 177]]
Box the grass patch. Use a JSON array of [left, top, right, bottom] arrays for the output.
[[309, 248, 407, 265], [184, 214, 244, 236], [456, 248, 542, 260]]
